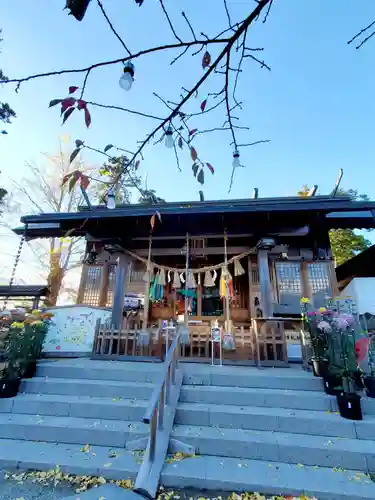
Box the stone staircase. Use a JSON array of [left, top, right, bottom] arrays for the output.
[[1, 360, 375, 499]]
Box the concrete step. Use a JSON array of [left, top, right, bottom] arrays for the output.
[[182, 364, 324, 391], [180, 384, 333, 411], [0, 394, 148, 421], [36, 360, 163, 383], [172, 424, 375, 471], [0, 439, 140, 481], [176, 401, 359, 438], [63, 485, 142, 500], [0, 413, 148, 447], [2, 439, 375, 500], [21, 377, 154, 400], [160, 454, 375, 500]]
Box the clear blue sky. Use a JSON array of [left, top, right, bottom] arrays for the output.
[[1, 0, 374, 204]]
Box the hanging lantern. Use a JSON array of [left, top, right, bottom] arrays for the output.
[[165, 125, 174, 149], [232, 149, 240, 168], [119, 61, 135, 91]]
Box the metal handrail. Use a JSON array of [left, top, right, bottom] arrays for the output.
[[142, 332, 180, 462]]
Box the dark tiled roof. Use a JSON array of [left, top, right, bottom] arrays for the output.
[[0, 285, 49, 297]]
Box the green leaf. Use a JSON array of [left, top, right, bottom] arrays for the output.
[[62, 107, 75, 125], [197, 169, 204, 185], [75, 139, 84, 148], [70, 148, 80, 165], [192, 163, 198, 177], [49, 99, 62, 108], [104, 144, 114, 152], [68, 175, 78, 193]]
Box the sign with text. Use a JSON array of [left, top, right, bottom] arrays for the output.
[[43, 305, 111, 355]]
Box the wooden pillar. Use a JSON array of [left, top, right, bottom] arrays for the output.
[[77, 265, 88, 304], [258, 249, 273, 319], [328, 260, 339, 299], [301, 261, 312, 302], [111, 255, 130, 329], [99, 263, 109, 307]]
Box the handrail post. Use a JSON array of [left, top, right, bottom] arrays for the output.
[[149, 407, 158, 462], [165, 365, 171, 405], [158, 381, 165, 430], [171, 349, 176, 385]]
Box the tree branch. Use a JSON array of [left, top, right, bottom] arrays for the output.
[[96, 0, 132, 56], [159, 0, 183, 43]]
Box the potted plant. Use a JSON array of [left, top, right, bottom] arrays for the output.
[[334, 327, 363, 420], [0, 327, 22, 398], [364, 335, 375, 398], [301, 299, 329, 377]]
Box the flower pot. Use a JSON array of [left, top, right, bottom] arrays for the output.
[[312, 358, 329, 378], [364, 375, 375, 398], [0, 378, 21, 398], [337, 393, 362, 420], [23, 361, 37, 379], [322, 375, 341, 395]]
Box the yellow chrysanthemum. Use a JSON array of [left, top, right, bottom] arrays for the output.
[[300, 297, 310, 304], [11, 321, 24, 329], [319, 307, 327, 313]]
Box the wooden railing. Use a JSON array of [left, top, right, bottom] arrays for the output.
[[133, 331, 186, 499]]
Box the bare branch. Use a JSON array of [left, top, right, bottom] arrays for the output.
[[159, 0, 183, 43], [182, 11, 197, 41], [86, 101, 163, 120], [96, 0, 132, 56], [263, 0, 274, 23], [348, 20, 375, 49], [0, 38, 231, 88], [173, 142, 182, 172]]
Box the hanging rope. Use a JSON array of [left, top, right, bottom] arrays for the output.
[[3, 228, 27, 311], [123, 246, 256, 275], [184, 233, 189, 328], [142, 233, 153, 328], [223, 230, 231, 333]]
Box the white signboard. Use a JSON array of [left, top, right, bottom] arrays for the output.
[[43, 305, 112, 356]]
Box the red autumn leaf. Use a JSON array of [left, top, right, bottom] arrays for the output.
[[62, 107, 75, 125], [61, 97, 76, 115], [69, 86, 79, 94], [135, 160, 140, 170], [61, 173, 73, 186], [178, 136, 183, 149], [189, 129, 198, 136], [202, 51, 211, 69], [200, 99, 207, 112], [150, 214, 155, 230], [190, 147, 198, 162], [80, 174, 90, 190], [77, 99, 87, 110], [84, 107, 91, 128], [206, 162, 214, 174], [73, 170, 82, 180]]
